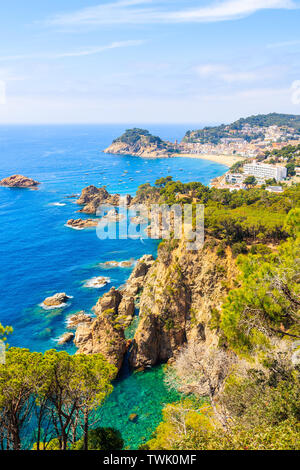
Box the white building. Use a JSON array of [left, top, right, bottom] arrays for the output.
[[243, 161, 287, 182], [225, 173, 245, 184], [266, 186, 283, 193]]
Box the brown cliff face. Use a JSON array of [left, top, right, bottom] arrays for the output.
[[104, 141, 174, 159], [74, 287, 127, 371], [74, 256, 155, 371], [130, 239, 238, 369], [76, 185, 132, 214]]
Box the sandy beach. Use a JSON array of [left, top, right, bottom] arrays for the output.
[[174, 153, 247, 168]]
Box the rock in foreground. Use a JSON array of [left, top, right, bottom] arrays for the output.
[[0, 174, 40, 188]]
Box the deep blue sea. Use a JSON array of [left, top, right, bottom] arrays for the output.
[[0, 124, 227, 448]]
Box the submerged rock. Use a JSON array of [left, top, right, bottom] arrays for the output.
[[0, 174, 40, 188], [102, 260, 134, 268], [84, 276, 110, 289]]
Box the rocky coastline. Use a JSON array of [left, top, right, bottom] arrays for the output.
[[74, 255, 155, 371]]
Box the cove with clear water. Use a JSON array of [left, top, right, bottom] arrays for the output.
[[0, 124, 227, 448]]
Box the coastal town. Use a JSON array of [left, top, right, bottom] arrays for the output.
[[104, 115, 300, 192], [179, 122, 300, 158]]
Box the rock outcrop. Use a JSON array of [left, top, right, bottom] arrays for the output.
[[120, 254, 155, 298], [57, 332, 74, 345], [66, 312, 93, 329], [74, 287, 127, 371], [102, 260, 134, 268], [76, 185, 132, 214], [42, 293, 71, 308], [129, 239, 238, 370], [66, 218, 99, 229], [0, 174, 40, 188]]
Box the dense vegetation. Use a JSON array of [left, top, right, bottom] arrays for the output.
[[183, 125, 263, 144], [183, 113, 300, 144], [0, 347, 117, 450], [234, 112, 300, 131], [135, 178, 300, 245]]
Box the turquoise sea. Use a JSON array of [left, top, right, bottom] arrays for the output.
[[0, 124, 227, 448]]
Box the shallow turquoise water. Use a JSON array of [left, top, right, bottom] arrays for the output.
[[98, 364, 181, 449], [0, 124, 227, 448]]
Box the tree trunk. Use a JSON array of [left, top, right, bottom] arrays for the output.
[[83, 409, 89, 451]]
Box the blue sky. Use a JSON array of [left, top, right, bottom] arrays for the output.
[[0, 0, 300, 124]]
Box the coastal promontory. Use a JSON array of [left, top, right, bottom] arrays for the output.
[[104, 128, 177, 158], [0, 174, 40, 188]]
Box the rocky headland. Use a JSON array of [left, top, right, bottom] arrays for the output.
[[104, 128, 177, 158], [0, 174, 40, 188]]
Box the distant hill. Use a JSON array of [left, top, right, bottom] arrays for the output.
[[183, 113, 300, 144], [104, 128, 177, 158], [232, 113, 300, 130]]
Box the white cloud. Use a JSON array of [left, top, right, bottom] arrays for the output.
[[0, 40, 144, 62], [196, 63, 258, 83], [47, 0, 297, 26]]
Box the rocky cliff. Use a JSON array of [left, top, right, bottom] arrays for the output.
[[130, 238, 238, 369], [104, 128, 176, 158], [74, 238, 238, 374], [74, 255, 154, 371]]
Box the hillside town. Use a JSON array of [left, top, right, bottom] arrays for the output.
[[179, 124, 300, 158]]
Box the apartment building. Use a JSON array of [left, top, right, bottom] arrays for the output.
[[243, 161, 287, 182]]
